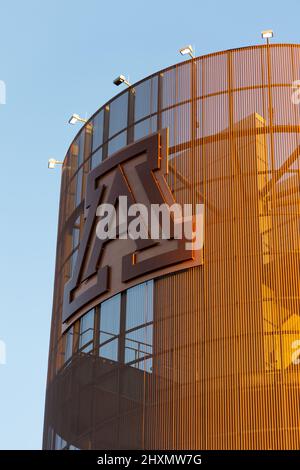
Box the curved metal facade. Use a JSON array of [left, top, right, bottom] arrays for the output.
[[44, 44, 300, 449]]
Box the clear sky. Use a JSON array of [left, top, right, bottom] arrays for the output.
[[0, 0, 299, 450]]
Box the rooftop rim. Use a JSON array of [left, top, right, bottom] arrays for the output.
[[62, 43, 300, 165]]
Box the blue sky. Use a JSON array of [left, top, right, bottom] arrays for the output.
[[0, 0, 299, 450]]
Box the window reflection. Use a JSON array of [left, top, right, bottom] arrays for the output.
[[72, 217, 80, 248], [162, 65, 191, 108], [75, 168, 83, 207], [70, 217, 80, 276], [99, 294, 121, 361], [79, 309, 94, 353], [109, 92, 128, 137], [125, 281, 153, 372], [77, 132, 85, 167], [162, 103, 191, 147], [64, 326, 73, 362], [134, 116, 157, 141], [70, 250, 77, 276], [91, 147, 102, 169], [63, 281, 154, 372], [70, 141, 79, 174], [134, 77, 158, 121], [52, 431, 79, 450], [55, 433, 67, 450], [92, 110, 104, 152], [71, 131, 85, 208], [108, 131, 127, 156]]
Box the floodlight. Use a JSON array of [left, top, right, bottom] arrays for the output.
[[48, 158, 63, 169], [113, 74, 131, 87], [68, 113, 87, 125], [261, 30, 274, 42], [179, 45, 195, 59]]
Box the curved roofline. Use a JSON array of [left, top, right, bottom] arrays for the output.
[[63, 43, 300, 161]]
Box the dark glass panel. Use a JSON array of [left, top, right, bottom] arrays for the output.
[[108, 131, 127, 156], [92, 110, 104, 152], [99, 294, 121, 361], [125, 281, 153, 372], [91, 147, 102, 169], [134, 116, 157, 141], [64, 326, 73, 362], [79, 309, 95, 353], [75, 168, 83, 207], [109, 92, 128, 137]]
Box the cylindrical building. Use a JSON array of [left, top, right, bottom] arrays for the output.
[[43, 44, 300, 450]]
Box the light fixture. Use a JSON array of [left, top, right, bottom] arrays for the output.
[[113, 74, 131, 87], [179, 45, 195, 59], [68, 113, 88, 125], [48, 158, 63, 169], [261, 30, 274, 43]]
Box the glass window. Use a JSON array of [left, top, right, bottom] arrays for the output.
[[134, 76, 158, 122], [79, 309, 95, 353], [70, 217, 80, 276], [91, 147, 102, 169], [135, 80, 151, 121], [70, 142, 79, 173], [125, 281, 153, 371], [70, 249, 78, 276], [92, 110, 104, 152], [72, 217, 80, 248], [99, 294, 121, 361], [54, 433, 67, 450], [151, 75, 158, 115], [109, 92, 128, 137], [77, 132, 85, 167], [162, 103, 190, 147], [108, 131, 127, 156], [64, 326, 73, 362], [134, 116, 157, 141], [75, 168, 83, 207], [162, 65, 190, 109], [66, 170, 76, 213]]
